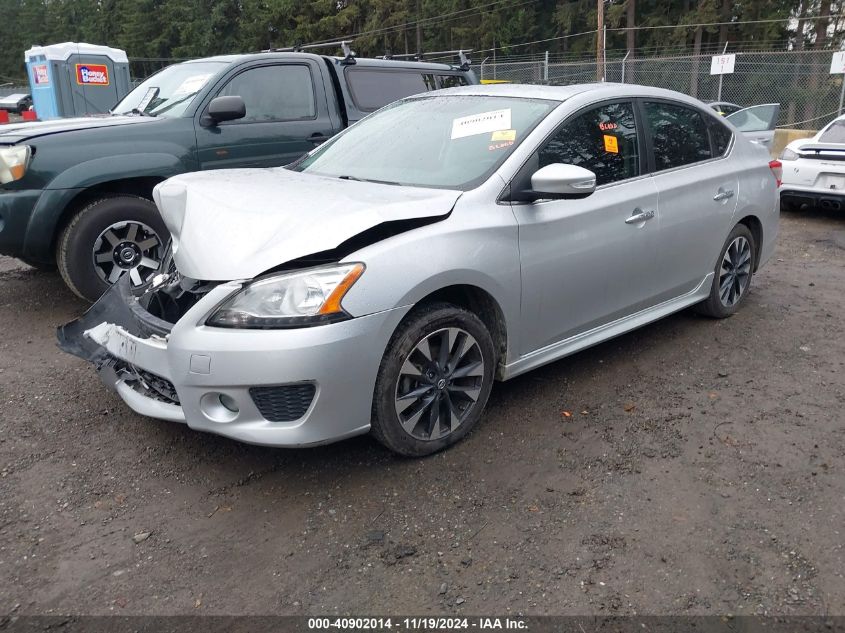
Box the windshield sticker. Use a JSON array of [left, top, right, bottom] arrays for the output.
[[172, 74, 212, 97], [599, 121, 618, 131], [491, 129, 516, 142], [451, 109, 512, 139], [603, 134, 619, 154], [137, 87, 159, 112]]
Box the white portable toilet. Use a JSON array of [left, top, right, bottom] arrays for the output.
[[25, 42, 131, 119]]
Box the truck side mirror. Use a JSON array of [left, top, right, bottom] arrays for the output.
[[202, 96, 246, 126]]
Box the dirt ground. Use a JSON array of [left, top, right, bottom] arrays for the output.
[[0, 211, 843, 616]]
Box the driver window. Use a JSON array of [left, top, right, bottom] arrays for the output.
[[538, 101, 640, 186], [217, 65, 316, 123]]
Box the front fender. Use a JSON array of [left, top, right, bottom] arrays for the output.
[[340, 208, 522, 365], [45, 153, 187, 190], [23, 154, 189, 261]]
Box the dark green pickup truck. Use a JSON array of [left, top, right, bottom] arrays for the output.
[[0, 51, 476, 300]]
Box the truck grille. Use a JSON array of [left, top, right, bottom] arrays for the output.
[[249, 384, 316, 422]]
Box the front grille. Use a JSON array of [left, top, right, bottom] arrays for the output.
[[249, 384, 316, 422]]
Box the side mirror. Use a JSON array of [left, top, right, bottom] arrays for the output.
[[526, 163, 597, 200], [201, 96, 246, 126]]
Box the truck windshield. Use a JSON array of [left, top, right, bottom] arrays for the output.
[[112, 61, 229, 118], [292, 95, 557, 190]]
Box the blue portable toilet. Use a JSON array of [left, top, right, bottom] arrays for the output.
[[24, 43, 131, 119]]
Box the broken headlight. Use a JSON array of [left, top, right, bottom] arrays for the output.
[[206, 263, 365, 329], [0, 145, 31, 185]]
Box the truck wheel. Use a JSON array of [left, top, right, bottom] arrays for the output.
[[57, 195, 169, 302]]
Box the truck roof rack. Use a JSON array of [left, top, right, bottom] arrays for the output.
[[264, 40, 357, 65], [383, 49, 473, 71]]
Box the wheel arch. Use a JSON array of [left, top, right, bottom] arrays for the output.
[[736, 214, 763, 271], [22, 152, 184, 262], [51, 176, 168, 252], [407, 284, 509, 379]]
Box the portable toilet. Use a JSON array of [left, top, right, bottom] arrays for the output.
[[24, 43, 131, 119]]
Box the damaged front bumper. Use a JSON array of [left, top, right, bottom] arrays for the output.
[[57, 276, 407, 447]]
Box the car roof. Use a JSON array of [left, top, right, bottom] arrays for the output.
[[182, 52, 464, 71], [426, 82, 712, 105]]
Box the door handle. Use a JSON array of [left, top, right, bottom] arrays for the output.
[[713, 189, 735, 201], [625, 208, 655, 224], [308, 134, 330, 144]]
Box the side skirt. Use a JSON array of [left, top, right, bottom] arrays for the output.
[[501, 273, 713, 380]]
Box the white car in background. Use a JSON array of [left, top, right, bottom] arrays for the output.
[[780, 115, 845, 212]]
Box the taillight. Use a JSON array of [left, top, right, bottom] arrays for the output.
[[769, 159, 783, 187]]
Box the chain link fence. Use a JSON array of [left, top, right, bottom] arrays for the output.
[[478, 49, 844, 130]]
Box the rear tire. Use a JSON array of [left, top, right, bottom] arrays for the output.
[[696, 223, 756, 319], [371, 302, 496, 457], [57, 195, 168, 302]]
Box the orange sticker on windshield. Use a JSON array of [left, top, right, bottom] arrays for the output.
[[491, 129, 516, 142], [603, 134, 619, 154]]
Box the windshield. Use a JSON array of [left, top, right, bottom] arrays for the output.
[[292, 95, 557, 190], [112, 61, 229, 118]]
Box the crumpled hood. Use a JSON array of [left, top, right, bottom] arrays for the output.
[[0, 115, 156, 143], [152, 168, 462, 280]]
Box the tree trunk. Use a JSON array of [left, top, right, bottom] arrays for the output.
[[690, 26, 702, 98], [416, 0, 422, 55], [718, 0, 730, 49], [803, 0, 832, 122], [815, 0, 831, 49], [788, 2, 808, 126], [626, 0, 635, 83]]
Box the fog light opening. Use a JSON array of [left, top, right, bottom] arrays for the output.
[[199, 392, 239, 423], [219, 393, 239, 413]]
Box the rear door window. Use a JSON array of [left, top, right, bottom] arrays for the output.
[[538, 101, 640, 186], [644, 101, 712, 170]]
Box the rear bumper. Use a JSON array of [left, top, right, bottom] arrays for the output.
[[780, 187, 845, 211]]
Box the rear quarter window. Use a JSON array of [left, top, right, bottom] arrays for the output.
[[709, 118, 734, 155], [820, 121, 845, 143], [345, 68, 466, 112]]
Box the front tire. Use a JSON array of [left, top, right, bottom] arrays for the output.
[[696, 223, 756, 318], [371, 303, 496, 457], [57, 195, 168, 302]]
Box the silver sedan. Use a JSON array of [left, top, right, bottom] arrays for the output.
[[59, 84, 780, 456]]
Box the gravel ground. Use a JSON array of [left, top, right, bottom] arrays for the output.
[[0, 210, 843, 616]]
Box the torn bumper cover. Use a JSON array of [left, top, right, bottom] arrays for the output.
[[57, 276, 184, 422], [57, 276, 407, 447]]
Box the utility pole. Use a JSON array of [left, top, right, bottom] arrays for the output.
[[416, 0, 422, 55], [596, 0, 605, 82]]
